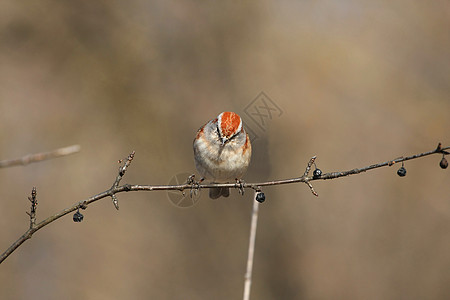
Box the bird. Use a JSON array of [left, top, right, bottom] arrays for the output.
[[193, 111, 252, 199]]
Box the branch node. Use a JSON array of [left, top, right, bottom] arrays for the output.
[[436, 142, 442, 152], [79, 201, 88, 210], [250, 186, 262, 193], [435, 143, 449, 155], [302, 156, 319, 196], [111, 194, 119, 210]]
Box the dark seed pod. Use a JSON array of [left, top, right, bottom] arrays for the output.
[[313, 168, 322, 178], [73, 211, 84, 222], [255, 192, 266, 203], [397, 166, 407, 177], [440, 157, 448, 169]]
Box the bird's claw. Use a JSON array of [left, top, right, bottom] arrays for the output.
[[187, 175, 203, 198], [235, 179, 245, 196]]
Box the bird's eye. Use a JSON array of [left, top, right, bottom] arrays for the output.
[[216, 125, 221, 139]]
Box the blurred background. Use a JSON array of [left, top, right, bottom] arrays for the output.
[[1, 1, 449, 299]]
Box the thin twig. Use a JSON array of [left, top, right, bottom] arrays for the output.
[[0, 143, 448, 264], [25, 187, 38, 229], [303, 156, 316, 177], [0, 145, 81, 168], [243, 192, 260, 300], [1, 188, 39, 263], [110, 151, 135, 210]]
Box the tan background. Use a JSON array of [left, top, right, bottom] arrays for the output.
[[1, 1, 449, 299]]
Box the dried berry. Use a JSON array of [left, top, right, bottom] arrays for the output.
[[73, 210, 84, 222], [255, 192, 265, 203], [397, 166, 407, 177], [313, 168, 322, 178], [440, 157, 448, 169]]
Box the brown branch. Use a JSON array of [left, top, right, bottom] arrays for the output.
[[0, 145, 81, 168], [1, 143, 448, 264]]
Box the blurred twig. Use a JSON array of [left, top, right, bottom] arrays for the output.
[[0, 142, 448, 264], [243, 193, 260, 300], [0, 145, 81, 168]]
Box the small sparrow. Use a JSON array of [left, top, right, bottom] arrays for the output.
[[193, 111, 252, 199]]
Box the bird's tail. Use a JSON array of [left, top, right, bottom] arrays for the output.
[[209, 187, 230, 199]]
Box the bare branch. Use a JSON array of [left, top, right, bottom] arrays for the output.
[[318, 142, 449, 180], [0, 145, 81, 168], [0, 143, 448, 264]]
